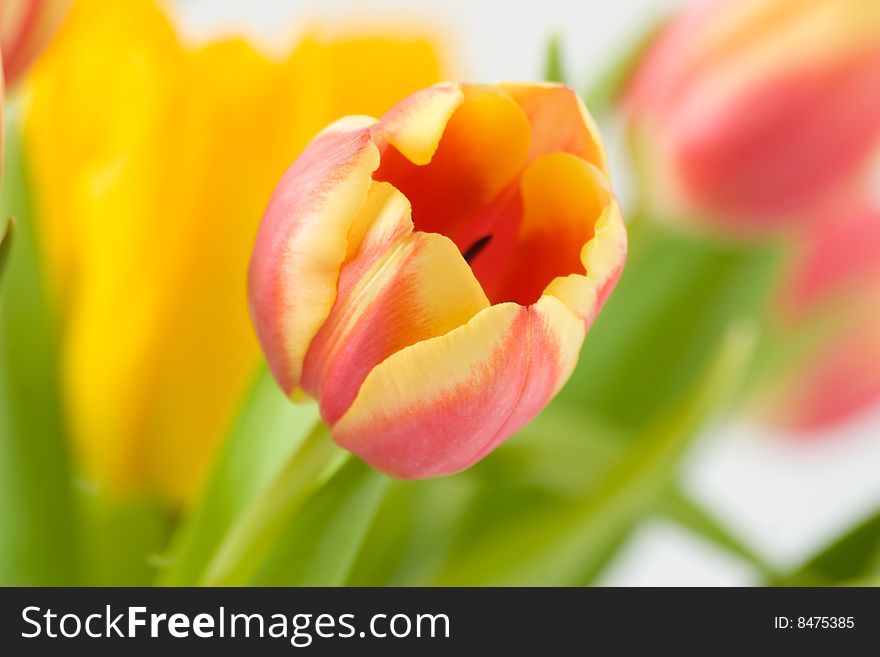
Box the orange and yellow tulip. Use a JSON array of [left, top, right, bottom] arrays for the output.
[[623, 0, 880, 233], [0, 0, 69, 86], [24, 0, 445, 504], [249, 82, 626, 478]]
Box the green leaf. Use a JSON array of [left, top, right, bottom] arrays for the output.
[[659, 487, 777, 581], [79, 495, 173, 585], [494, 400, 777, 582], [431, 322, 757, 585], [582, 15, 667, 115], [485, 407, 777, 582], [348, 396, 775, 586], [252, 458, 389, 586], [562, 221, 782, 434], [347, 403, 623, 586], [199, 418, 342, 586], [780, 510, 880, 586], [0, 102, 80, 585], [544, 35, 567, 84], [157, 365, 323, 585], [481, 400, 625, 495], [0, 218, 11, 280], [348, 476, 477, 586]]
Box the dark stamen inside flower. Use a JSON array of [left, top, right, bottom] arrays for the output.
[[463, 234, 493, 264]]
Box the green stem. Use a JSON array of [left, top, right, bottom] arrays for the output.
[[200, 422, 345, 586], [1, 101, 81, 585], [544, 35, 566, 83], [0, 217, 12, 278], [582, 15, 666, 115]]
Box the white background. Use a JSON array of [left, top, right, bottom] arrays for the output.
[[174, 0, 880, 585]]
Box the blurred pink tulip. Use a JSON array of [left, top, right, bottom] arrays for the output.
[[624, 0, 880, 234], [762, 203, 880, 430], [0, 0, 69, 86]]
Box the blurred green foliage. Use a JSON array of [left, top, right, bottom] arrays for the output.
[[0, 105, 80, 585], [0, 218, 11, 279], [781, 510, 880, 586], [581, 18, 667, 115], [544, 35, 566, 83], [562, 221, 782, 432], [253, 458, 388, 586], [158, 368, 325, 585]]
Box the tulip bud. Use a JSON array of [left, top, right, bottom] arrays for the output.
[[0, 0, 70, 86], [623, 0, 880, 234], [760, 204, 880, 430], [249, 82, 626, 478]]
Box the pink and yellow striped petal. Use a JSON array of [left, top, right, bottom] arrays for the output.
[[499, 82, 609, 174], [301, 183, 489, 424], [332, 295, 585, 478], [372, 82, 464, 165], [249, 117, 380, 396]]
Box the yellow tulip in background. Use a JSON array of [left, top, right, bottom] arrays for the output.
[[24, 0, 445, 505]]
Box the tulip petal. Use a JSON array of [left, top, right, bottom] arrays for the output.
[[500, 82, 609, 174], [784, 205, 880, 318], [540, 203, 627, 327], [249, 116, 380, 396], [523, 195, 627, 329], [579, 196, 628, 310], [672, 44, 880, 220], [332, 296, 585, 479], [302, 183, 490, 424], [484, 152, 608, 306], [766, 304, 880, 431], [372, 82, 464, 165], [374, 83, 531, 248], [625, 0, 880, 227]]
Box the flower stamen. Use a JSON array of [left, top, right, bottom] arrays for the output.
[[463, 234, 493, 264]]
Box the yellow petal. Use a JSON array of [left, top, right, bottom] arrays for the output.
[[250, 117, 380, 398], [500, 82, 609, 174], [373, 82, 464, 164], [489, 152, 609, 307]]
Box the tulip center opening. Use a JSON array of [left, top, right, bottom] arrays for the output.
[[463, 234, 493, 264], [374, 86, 606, 307]]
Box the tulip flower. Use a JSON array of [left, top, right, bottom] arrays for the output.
[[0, 0, 69, 86], [24, 0, 445, 504], [760, 203, 880, 430], [249, 82, 626, 478], [623, 0, 880, 233]]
